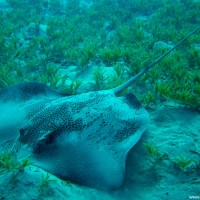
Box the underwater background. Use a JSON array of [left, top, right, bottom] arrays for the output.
[[0, 0, 200, 199]]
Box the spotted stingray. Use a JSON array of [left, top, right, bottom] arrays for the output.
[[0, 26, 199, 190]]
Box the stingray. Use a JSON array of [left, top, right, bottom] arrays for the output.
[[0, 26, 199, 190]]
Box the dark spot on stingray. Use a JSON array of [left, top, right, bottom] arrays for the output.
[[19, 128, 26, 136], [124, 93, 142, 109], [19, 127, 28, 142]]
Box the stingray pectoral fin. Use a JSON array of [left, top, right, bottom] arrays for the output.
[[32, 131, 125, 190], [0, 82, 66, 103], [63, 145, 125, 189], [0, 103, 27, 145]]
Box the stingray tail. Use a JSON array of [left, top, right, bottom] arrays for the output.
[[112, 26, 200, 96]]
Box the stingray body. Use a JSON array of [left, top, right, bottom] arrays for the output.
[[0, 82, 148, 189], [0, 26, 199, 190]]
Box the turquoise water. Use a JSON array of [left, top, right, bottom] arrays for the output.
[[0, 0, 200, 199]]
